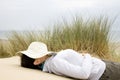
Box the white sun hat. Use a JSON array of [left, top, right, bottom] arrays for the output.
[[19, 42, 51, 59]]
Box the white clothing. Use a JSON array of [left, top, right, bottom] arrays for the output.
[[43, 49, 106, 80]]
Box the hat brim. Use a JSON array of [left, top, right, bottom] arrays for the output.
[[18, 50, 52, 59]]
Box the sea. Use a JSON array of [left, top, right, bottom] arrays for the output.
[[0, 30, 120, 42]]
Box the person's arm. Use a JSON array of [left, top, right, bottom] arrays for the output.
[[51, 54, 92, 79]]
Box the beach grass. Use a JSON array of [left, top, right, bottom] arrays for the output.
[[0, 40, 12, 58], [0, 16, 120, 62]]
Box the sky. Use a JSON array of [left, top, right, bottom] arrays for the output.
[[0, 0, 120, 31]]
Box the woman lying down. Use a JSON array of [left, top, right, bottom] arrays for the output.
[[18, 42, 120, 80]]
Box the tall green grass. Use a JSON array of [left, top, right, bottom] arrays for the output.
[[0, 40, 12, 58], [0, 16, 118, 61], [46, 16, 111, 58]]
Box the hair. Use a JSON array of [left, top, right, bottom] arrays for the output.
[[21, 54, 42, 70]]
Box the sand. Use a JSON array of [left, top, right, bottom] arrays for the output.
[[0, 56, 73, 80]]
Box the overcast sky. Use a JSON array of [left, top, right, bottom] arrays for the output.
[[0, 0, 120, 31]]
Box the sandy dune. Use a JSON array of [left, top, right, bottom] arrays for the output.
[[0, 56, 73, 80]]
